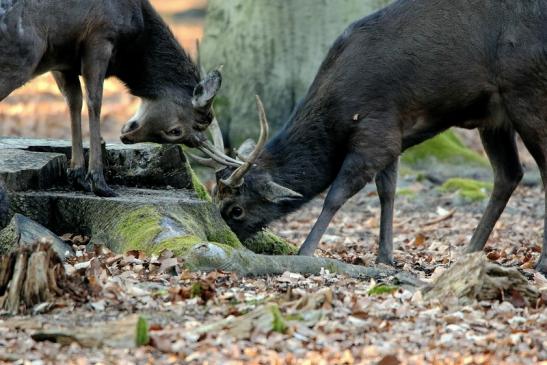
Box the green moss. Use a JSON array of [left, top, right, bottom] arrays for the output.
[[270, 304, 288, 334], [402, 130, 489, 167], [396, 188, 417, 198], [116, 207, 163, 253], [135, 317, 150, 347], [191, 282, 203, 298], [152, 235, 203, 256], [243, 229, 297, 255], [368, 284, 399, 296], [441, 178, 493, 202], [186, 161, 212, 202], [208, 227, 242, 248]]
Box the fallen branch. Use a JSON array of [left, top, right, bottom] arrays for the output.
[[422, 209, 455, 227]]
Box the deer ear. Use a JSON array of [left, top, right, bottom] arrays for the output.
[[261, 181, 303, 203], [236, 139, 256, 161], [192, 69, 222, 110]]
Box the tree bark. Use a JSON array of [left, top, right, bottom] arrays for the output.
[[201, 0, 391, 147]]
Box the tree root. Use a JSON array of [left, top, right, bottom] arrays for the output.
[[183, 243, 422, 287]]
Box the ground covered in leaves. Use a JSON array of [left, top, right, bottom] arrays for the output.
[[1, 178, 547, 364]]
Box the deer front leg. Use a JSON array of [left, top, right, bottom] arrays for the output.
[[298, 152, 379, 256], [81, 41, 116, 197], [374, 159, 398, 265], [52, 71, 90, 192]]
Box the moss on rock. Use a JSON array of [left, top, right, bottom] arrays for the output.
[[402, 131, 488, 167], [186, 161, 212, 202], [116, 207, 163, 253], [243, 229, 298, 255], [396, 187, 417, 198], [441, 178, 493, 201]]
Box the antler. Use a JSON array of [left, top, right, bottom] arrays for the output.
[[220, 95, 269, 187], [189, 117, 242, 168]]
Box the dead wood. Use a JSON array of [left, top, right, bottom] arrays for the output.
[[423, 252, 540, 306], [0, 241, 75, 314]]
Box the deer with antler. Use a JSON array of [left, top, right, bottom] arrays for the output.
[[0, 0, 222, 196], [196, 0, 547, 273]]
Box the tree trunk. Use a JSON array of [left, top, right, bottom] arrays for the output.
[[201, 0, 391, 147]]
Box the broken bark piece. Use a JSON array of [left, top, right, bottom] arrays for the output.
[[0, 242, 67, 314], [31, 314, 148, 348], [0, 214, 74, 259], [423, 252, 540, 306]]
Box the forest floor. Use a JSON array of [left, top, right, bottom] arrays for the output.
[[1, 174, 546, 365]]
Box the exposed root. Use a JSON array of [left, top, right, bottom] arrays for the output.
[[183, 243, 422, 287]]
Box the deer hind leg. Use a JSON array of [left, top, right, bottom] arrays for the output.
[[516, 131, 547, 274], [465, 127, 523, 253], [504, 91, 547, 273], [374, 159, 398, 265], [81, 39, 116, 197], [52, 71, 90, 192]]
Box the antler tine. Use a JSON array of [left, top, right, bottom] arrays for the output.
[[197, 145, 241, 167], [221, 95, 270, 187], [188, 153, 222, 169], [192, 114, 244, 169], [209, 117, 225, 153]]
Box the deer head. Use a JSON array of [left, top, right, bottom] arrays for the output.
[[192, 96, 302, 240], [120, 69, 222, 147]]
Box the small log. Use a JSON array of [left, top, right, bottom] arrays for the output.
[[31, 314, 147, 348]]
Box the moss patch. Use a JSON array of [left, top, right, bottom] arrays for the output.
[[152, 235, 203, 256], [243, 229, 298, 255], [116, 207, 163, 253], [441, 178, 493, 201], [186, 161, 212, 202], [208, 227, 242, 248], [135, 317, 150, 347], [402, 130, 488, 167], [368, 284, 399, 296], [270, 304, 289, 334], [396, 188, 417, 198]]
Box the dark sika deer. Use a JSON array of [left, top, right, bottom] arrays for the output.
[[0, 0, 222, 196], [201, 0, 547, 272]]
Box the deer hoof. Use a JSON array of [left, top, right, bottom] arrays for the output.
[[297, 246, 315, 256], [87, 171, 117, 197], [67, 167, 91, 192], [376, 254, 395, 267]]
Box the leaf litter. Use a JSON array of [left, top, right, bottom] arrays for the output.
[[0, 184, 547, 364]]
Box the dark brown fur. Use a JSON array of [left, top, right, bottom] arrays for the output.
[[216, 0, 547, 272]]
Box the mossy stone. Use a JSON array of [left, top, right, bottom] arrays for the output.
[[402, 131, 489, 167], [243, 229, 297, 255], [441, 178, 493, 201]]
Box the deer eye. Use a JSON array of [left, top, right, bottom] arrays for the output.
[[230, 206, 244, 220], [167, 128, 182, 136]]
